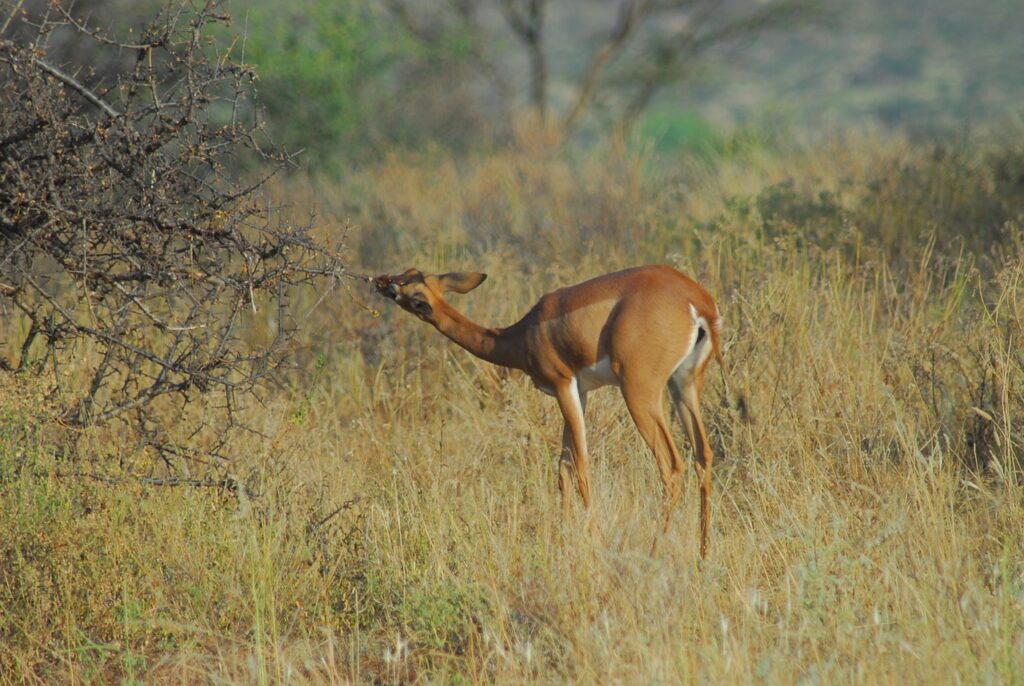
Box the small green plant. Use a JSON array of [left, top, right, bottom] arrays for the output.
[[292, 352, 328, 426], [398, 582, 489, 655]]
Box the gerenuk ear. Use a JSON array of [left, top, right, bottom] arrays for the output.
[[438, 272, 487, 294]]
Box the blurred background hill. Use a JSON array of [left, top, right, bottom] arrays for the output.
[[8, 0, 1020, 163], [222, 0, 1024, 160], [684, 0, 1024, 131]]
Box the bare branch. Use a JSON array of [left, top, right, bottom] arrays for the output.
[[2, 47, 122, 118], [54, 469, 258, 498], [614, 0, 817, 134], [563, 0, 651, 132], [448, 0, 513, 102], [1, 0, 25, 36], [498, 0, 548, 114], [383, 0, 437, 43]]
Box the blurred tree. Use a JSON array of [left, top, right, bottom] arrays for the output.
[[240, 1, 395, 162], [385, 0, 819, 137], [241, 0, 494, 164]]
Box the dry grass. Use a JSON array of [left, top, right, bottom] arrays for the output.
[[1, 127, 1023, 684]]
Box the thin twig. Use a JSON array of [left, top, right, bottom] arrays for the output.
[[30, 56, 122, 118], [308, 497, 363, 532]]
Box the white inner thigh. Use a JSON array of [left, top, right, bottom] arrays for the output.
[[577, 356, 619, 393]]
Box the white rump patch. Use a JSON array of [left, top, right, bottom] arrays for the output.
[[672, 303, 712, 381]]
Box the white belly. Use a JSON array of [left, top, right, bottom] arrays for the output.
[[530, 357, 619, 396]]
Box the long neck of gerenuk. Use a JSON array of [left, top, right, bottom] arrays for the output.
[[430, 299, 528, 371]]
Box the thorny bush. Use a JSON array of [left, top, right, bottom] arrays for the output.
[[0, 1, 351, 480]]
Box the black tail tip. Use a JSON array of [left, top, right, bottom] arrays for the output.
[[734, 394, 753, 424]]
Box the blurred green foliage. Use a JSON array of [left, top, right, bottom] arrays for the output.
[[239, 1, 404, 165], [640, 110, 721, 155], [238, 0, 487, 167]]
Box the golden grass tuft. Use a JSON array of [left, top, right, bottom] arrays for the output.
[[2, 128, 1022, 683]]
